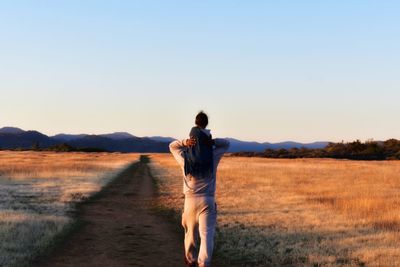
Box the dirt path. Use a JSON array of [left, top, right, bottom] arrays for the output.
[[38, 156, 183, 267]]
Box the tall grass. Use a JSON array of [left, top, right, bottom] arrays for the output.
[[0, 151, 138, 267], [149, 154, 400, 266]]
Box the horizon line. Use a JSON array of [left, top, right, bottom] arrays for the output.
[[1, 125, 397, 144]]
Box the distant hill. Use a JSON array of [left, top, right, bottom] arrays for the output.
[[0, 127, 26, 134], [0, 128, 168, 152], [52, 132, 137, 142], [0, 126, 330, 153], [0, 130, 57, 149], [99, 132, 136, 140], [68, 135, 168, 153], [52, 133, 88, 142], [266, 141, 329, 150], [148, 136, 176, 143], [226, 138, 329, 153], [225, 138, 268, 152]]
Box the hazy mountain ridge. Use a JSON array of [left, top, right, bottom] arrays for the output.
[[0, 127, 26, 134], [99, 132, 137, 140], [0, 127, 168, 152], [148, 136, 176, 143], [225, 138, 329, 152], [0, 127, 330, 152], [52, 133, 89, 142]]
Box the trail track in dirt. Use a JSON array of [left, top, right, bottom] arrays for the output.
[[38, 156, 184, 267]]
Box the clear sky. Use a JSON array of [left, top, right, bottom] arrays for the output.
[[1, 1, 399, 142]]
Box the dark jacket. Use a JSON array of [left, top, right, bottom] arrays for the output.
[[184, 127, 214, 179]]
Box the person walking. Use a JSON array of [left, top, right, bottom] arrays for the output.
[[169, 112, 230, 267]]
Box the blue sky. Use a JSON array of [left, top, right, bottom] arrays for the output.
[[1, 1, 399, 142]]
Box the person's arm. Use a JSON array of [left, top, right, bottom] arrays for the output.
[[169, 140, 186, 168], [213, 138, 230, 165], [169, 138, 196, 168]]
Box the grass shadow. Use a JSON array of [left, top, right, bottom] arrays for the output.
[[31, 160, 141, 266], [214, 224, 369, 267]]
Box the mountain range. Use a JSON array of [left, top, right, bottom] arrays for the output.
[[225, 138, 329, 152], [0, 127, 329, 153]]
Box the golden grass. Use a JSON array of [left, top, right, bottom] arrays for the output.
[[0, 151, 138, 267], [0, 151, 134, 179], [149, 154, 400, 266]]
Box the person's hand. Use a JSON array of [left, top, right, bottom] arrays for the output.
[[185, 138, 196, 147]]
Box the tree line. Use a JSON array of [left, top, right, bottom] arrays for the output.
[[232, 139, 400, 160]]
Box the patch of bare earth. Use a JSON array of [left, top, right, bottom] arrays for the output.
[[37, 156, 184, 267]]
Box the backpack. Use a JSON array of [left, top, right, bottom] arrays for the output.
[[184, 127, 214, 179]]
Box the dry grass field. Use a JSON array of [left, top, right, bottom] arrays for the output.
[[0, 151, 138, 267], [149, 154, 400, 266]]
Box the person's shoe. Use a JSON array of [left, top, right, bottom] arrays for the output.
[[184, 256, 197, 267]]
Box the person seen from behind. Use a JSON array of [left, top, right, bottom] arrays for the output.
[[169, 111, 230, 267]]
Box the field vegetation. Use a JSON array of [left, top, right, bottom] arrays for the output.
[[149, 154, 400, 266], [0, 151, 138, 267]]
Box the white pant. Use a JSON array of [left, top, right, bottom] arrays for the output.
[[182, 196, 217, 267]]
